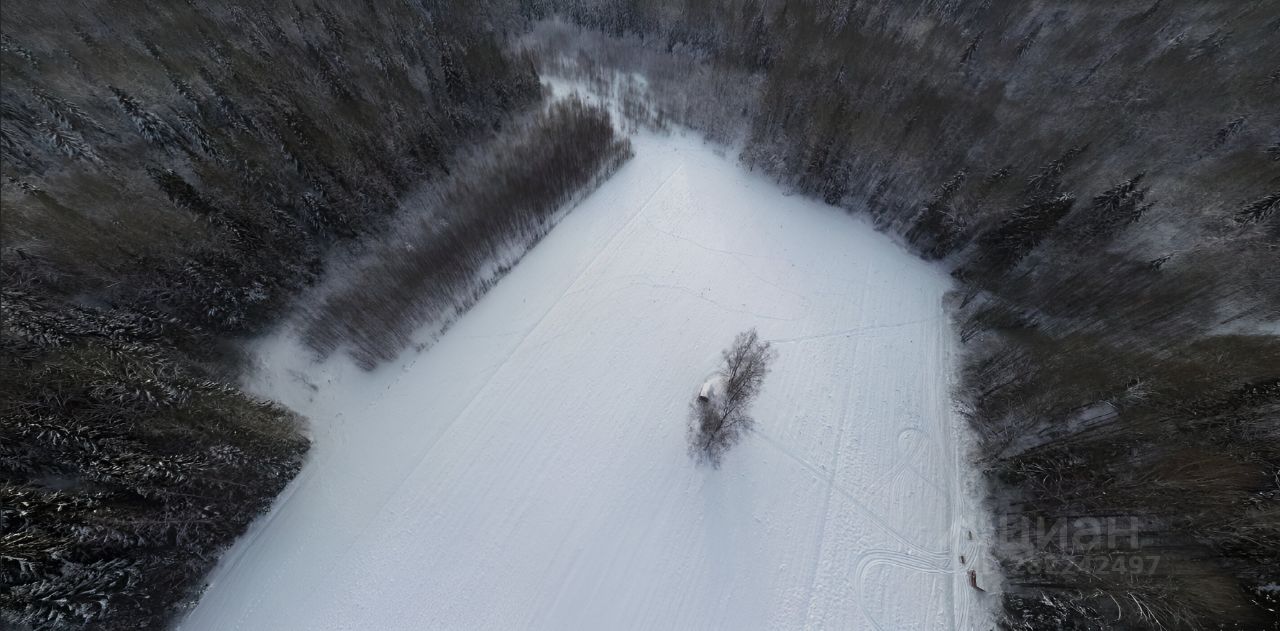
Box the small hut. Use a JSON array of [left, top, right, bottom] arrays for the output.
[[698, 378, 718, 402]]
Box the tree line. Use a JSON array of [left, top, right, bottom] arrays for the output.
[[1, 0, 549, 628], [303, 97, 631, 369]]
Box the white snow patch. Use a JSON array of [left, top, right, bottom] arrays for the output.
[[180, 132, 995, 630]]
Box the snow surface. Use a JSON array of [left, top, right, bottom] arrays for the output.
[[181, 131, 993, 630]]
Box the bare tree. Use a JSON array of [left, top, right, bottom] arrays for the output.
[[689, 328, 775, 468]]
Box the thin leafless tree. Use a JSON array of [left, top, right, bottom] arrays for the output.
[[689, 328, 775, 468]]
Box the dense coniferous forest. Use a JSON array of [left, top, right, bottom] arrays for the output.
[[2, 0, 1277, 629], [1, 1, 624, 628]]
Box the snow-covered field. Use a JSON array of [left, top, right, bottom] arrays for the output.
[[181, 132, 991, 630]]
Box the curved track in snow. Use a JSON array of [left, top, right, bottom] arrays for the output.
[[181, 132, 989, 630]]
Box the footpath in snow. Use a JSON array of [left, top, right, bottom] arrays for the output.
[[181, 132, 990, 630]]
